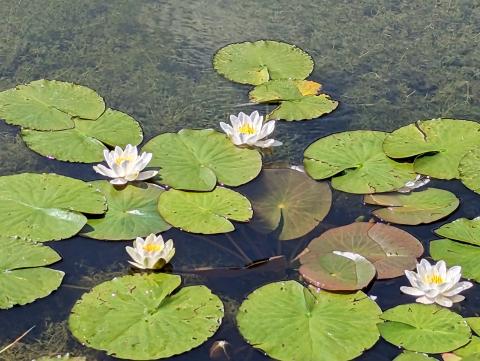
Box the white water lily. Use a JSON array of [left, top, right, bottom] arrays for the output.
[[397, 174, 430, 193], [93, 144, 157, 185], [400, 259, 473, 307], [220, 111, 282, 148], [125, 233, 175, 270]]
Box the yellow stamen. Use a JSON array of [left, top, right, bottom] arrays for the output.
[[114, 155, 134, 165], [426, 274, 444, 284], [143, 243, 162, 253], [238, 124, 256, 135]]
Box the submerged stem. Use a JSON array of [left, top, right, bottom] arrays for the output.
[[0, 325, 36, 354]]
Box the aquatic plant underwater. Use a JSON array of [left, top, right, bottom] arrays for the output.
[[1, 39, 480, 361]]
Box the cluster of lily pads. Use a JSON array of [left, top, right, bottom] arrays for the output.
[[0, 40, 480, 361]]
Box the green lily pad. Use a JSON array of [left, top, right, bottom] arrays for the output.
[[299, 222, 423, 287], [430, 239, 480, 281], [0, 79, 105, 130], [236, 281, 382, 361], [379, 303, 471, 353], [0, 173, 106, 241], [459, 149, 480, 194], [142, 129, 262, 191], [383, 119, 480, 179], [241, 168, 332, 240], [454, 336, 480, 358], [21, 108, 143, 163], [364, 188, 459, 225], [435, 218, 480, 246], [81, 181, 170, 241], [467, 318, 480, 336], [0, 237, 64, 309], [69, 273, 224, 360], [304, 130, 416, 194], [158, 187, 252, 234], [393, 351, 437, 361], [213, 40, 313, 85]]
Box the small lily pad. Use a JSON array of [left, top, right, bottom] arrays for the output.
[[364, 188, 459, 225], [459, 148, 480, 194], [81, 181, 170, 241], [0, 79, 105, 130], [454, 336, 480, 358], [435, 218, 480, 246], [213, 40, 314, 85], [467, 318, 480, 336], [69, 273, 224, 360], [379, 303, 471, 353], [304, 130, 416, 194], [0, 237, 64, 309], [143, 129, 262, 191], [158, 187, 252, 234], [393, 351, 437, 361]]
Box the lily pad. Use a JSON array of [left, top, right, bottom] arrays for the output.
[[299, 222, 423, 288], [81, 181, 170, 241], [364, 188, 459, 225], [454, 336, 480, 358], [393, 352, 437, 361], [213, 40, 314, 85], [435, 218, 480, 246], [0, 173, 106, 241], [158, 187, 252, 234], [0, 237, 64, 309], [69, 273, 224, 360], [0, 79, 105, 130], [236, 281, 382, 361], [467, 318, 480, 336], [142, 129, 262, 191], [241, 168, 332, 240], [379, 303, 471, 353], [21, 108, 143, 163], [304, 130, 416, 194], [383, 119, 480, 179], [459, 149, 480, 194]]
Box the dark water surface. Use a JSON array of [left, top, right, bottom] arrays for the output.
[[1, 1, 480, 360]]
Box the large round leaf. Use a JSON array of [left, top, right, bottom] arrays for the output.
[[364, 188, 459, 225], [379, 304, 471, 353], [213, 40, 313, 85], [158, 187, 252, 234], [435, 217, 480, 246], [241, 168, 332, 240], [142, 129, 262, 191], [459, 148, 480, 194], [304, 130, 416, 194], [236, 281, 382, 361], [299, 222, 423, 285], [69, 273, 224, 360], [0, 237, 64, 309], [81, 181, 170, 241], [0, 173, 106, 241], [383, 119, 480, 179], [21, 108, 143, 163], [0, 79, 105, 130], [393, 352, 437, 361]]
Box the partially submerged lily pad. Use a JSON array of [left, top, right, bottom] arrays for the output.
[[364, 188, 459, 225], [0, 173, 106, 241], [21, 108, 143, 163], [213, 40, 314, 85], [143, 129, 262, 191], [459, 148, 480, 194], [158, 187, 252, 234], [393, 352, 437, 361], [81, 181, 170, 241], [0, 79, 105, 130], [69, 273, 224, 360], [241, 168, 332, 240], [236, 281, 382, 361], [304, 130, 416, 194], [383, 119, 480, 179], [0, 237, 64, 309]]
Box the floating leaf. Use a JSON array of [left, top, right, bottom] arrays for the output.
[[364, 188, 459, 225], [459, 149, 480, 194], [435, 218, 480, 246], [236, 281, 382, 361], [158, 187, 252, 234], [0, 173, 106, 241], [467, 318, 480, 336], [21, 108, 143, 163], [454, 336, 480, 358], [69, 273, 223, 360], [213, 40, 313, 85], [383, 119, 480, 179], [0, 79, 105, 130], [143, 129, 262, 191], [304, 130, 415, 194], [81, 181, 170, 241], [241, 168, 331, 240], [393, 351, 437, 361], [379, 303, 471, 353], [0, 237, 64, 309]]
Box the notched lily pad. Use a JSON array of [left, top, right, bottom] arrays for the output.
[[435, 218, 480, 246], [459, 148, 480, 194]]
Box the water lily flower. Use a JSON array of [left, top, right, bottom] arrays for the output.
[[397, 174, 430, 193], [125, 233, 175, 270], [220, 111, 282, 148], [400, 259, 473, 307], [93, 144, 157, 185]]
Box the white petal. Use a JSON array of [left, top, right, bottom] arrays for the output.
[[260, 121, 276, 138], [436, 261, 447, 279], [220, 122, 234, 136], [253, 139, 275, 148], [136, 170, 158, 181], [93, 164, 116, 178], [416, 296, 435, 304], [450, 295, 465, 303], [128, 260, 147, 269], [125, 246, 143, 264], [271, 139, 283, 147], [110, 178, 128, 185], [405, 270, 421, 288], [400, 286, 425, 296], [434, 295, 453, 307], [442, 281, 473, 297]]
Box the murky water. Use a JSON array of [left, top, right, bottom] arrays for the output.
[[1, 1, 480, 360]]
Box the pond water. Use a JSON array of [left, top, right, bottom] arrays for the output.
[[1, 1, 480, 360]]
